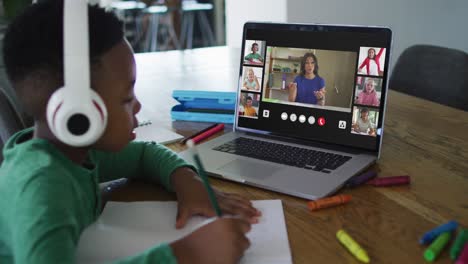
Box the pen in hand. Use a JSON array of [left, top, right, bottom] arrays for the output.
[[187, 140, 223, 217]]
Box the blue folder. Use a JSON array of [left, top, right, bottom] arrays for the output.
[[171, 90, 236, 123]]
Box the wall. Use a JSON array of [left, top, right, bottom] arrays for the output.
[[225, 0, 287, 48], [286, 0, 468, 71]]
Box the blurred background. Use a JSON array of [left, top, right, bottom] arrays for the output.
[[98, 0, 225, 53]]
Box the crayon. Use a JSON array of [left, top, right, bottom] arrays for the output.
[[346, 170, 377, 188], [336, 229, 370, 263], [307, 194, 352, 211], [424, 232, 452, 262], [451, 229, 468, 260], [455, 243, 468, 264], [366, 175, 410, 187], [420, 220, 458, 245]]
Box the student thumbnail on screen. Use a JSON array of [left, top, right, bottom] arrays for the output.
[[351, 106, 379, 137], [357, 47, 386, 77], [241, 66, 263, 92], [239, 92, 260, 119], [243, 40, 266, 66], [354, 76, 382, 107], [262, 46, 357, 113]]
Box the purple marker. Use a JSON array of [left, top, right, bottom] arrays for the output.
[[366, 175, 410, 187], [346, 170, 377, 188]]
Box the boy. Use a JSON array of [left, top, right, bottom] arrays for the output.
[[244, 43, 264, 64], [0, 1, 260, 263], [243, 96, 258, 117]]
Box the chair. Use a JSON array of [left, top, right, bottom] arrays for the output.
[[0, 87, 27, 163], [389, 45, 468, 111], [179, 1, 215, 49], [109, 1, 147, 52], [143, 5, 180, 52]]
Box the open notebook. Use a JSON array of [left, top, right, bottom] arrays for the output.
[[76, 200, 292, 264], [134, 120, 183, 145]]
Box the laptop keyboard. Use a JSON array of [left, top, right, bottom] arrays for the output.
[[212, 137, 352, 173]]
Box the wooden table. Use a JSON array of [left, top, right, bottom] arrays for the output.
[[111, 46, 468, 263]]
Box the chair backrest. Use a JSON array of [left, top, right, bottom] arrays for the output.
[[389, 45, 468, 111], [0, 87, 26, 163]]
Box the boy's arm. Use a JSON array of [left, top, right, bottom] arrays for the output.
[[12, 168, 181, 264], [12, 169, 87, 264], [93, 141, 195, 191]]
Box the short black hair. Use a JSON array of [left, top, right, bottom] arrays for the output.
[[2, 0, 124, 118], [246, 96, 253, 101], [3, 0, 124, 84]]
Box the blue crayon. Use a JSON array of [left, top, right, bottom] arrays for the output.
[[419, 220, 458, 245], [346, 170, 377, 188]]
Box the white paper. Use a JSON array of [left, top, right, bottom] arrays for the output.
[[134, 123, 183, 145], [76, 200, 292, 264]]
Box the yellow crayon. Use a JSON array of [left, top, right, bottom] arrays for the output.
[[336, 229, 370, 263]]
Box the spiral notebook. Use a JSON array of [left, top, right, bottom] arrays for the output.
[[134, 120, 184, 145]]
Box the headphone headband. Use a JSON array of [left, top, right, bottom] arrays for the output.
[[64, 0, 90, 103]]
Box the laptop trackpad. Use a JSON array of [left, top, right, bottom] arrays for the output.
[[217, 159, 278, 180]]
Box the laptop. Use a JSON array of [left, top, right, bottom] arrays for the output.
[[179, 22, 393, 200]]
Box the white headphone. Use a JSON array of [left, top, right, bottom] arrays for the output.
[[46, 0, 108, 147]]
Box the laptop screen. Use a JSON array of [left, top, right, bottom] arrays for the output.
[[236, 22, 392, 152]]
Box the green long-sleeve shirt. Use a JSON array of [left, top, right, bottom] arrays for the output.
[[0, 128, 192, 263]]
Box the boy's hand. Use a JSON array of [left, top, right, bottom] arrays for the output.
[[170, 167, 261, 229], [170, 217, 251, 264]]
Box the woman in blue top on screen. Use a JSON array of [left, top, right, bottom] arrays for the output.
[[288, 53, 326, 105]]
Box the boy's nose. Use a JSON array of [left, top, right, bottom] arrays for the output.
[[134, 98, 142, 114]]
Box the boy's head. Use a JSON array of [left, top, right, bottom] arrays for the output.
[[3, 1, 141, 151], [246, 96, 253, 106], [251, 43, 259, 53]]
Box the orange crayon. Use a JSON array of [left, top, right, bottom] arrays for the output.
[[307, 194, 352, 211]]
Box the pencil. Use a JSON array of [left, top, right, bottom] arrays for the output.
[[181, 123, 219, 144], [186, 140, 222, 216]]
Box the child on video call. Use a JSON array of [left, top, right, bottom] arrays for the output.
[[352, 108, 376, 136], [0, 2, 260, 264], [243, 68, 260, 91], [358, 47, 384, 76], [243, 96, 258, 117], [355, 78, 380, 106], [244, 43, 264, 64]]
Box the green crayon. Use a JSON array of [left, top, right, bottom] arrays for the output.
[[424, 232, 452, 262], [450, 229, 468, 260]]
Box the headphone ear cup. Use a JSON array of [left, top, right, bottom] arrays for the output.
[[46, 87, 67, 138], [46, 87, 108, 146], [89, 89, 108, 132]]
